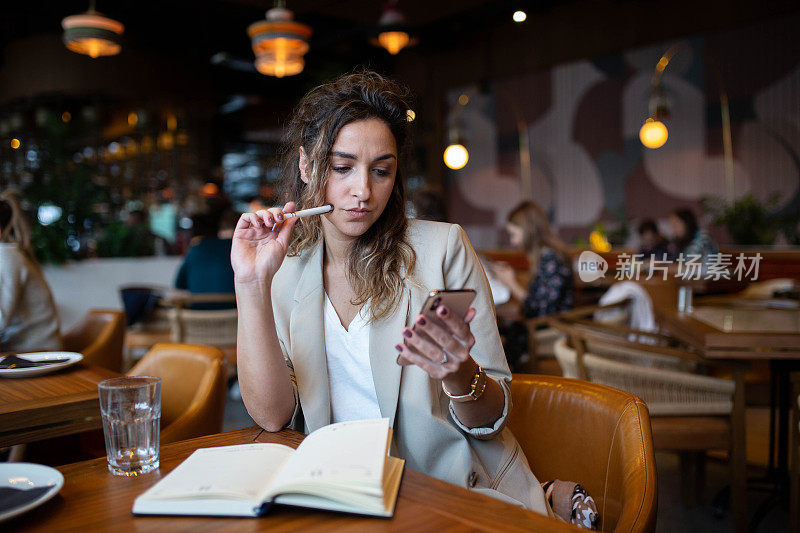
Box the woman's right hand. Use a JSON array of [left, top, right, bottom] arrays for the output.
[[231, 202, 299, 285]]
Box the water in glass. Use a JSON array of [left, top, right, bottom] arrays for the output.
[[98, 376, 161, 476]]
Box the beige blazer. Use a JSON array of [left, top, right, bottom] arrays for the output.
[[271, 219, 548, 514]]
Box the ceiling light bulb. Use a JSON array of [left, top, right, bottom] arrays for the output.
[[444, 144, 469, 170], [639, 118, 668, 149]]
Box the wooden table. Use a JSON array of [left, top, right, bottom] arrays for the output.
[[8, 426, 574, 532], [656, 300, 800, 531], [656, 301, 800, 360], [0, 364, 119, 448]]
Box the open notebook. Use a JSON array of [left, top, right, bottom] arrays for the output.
[[133, 418, 403, 518]]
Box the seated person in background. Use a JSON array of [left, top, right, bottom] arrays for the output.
[[493, 201, 574, 318], [216, 208, 239, 239], [491, 201, 573, 370], [125, 209, 160, 256], [175, 212, 236, 309], [668, 208, 718, 262], [637, 219, 670, 259], [0, 190, 61, 352]]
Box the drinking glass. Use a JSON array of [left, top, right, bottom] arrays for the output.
[[677, 285, 694, 313], [98, 376, 161, 476]]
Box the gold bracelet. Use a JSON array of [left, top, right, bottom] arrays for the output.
[[442, 365, 486, 403]]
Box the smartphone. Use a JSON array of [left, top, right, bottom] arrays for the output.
[[399, 289, 476, 365], [419, 289, 476, 321]]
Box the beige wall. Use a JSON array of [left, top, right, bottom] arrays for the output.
[[43, 256, 182, 330]]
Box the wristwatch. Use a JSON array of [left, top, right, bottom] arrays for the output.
[[442, 364, 487, 402]]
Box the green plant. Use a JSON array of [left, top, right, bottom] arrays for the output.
[[16, 109, 108, 264], [606, 208, 630, 246], [702, 194, 782, 245]]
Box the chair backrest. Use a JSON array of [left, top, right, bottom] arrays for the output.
[[585, 338, 696, 372], [553, 337, 734, 416], [508, 374, 657, 533], [527, 326, 563, 358], [62, 309, 126, 372], [168, 308, 238, 347], [127, 343, 226, 444]]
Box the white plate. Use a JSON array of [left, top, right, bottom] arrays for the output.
[[0, 352, 83, 378], [0, 463, 64, 523]]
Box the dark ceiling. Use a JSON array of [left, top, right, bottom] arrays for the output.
[[0, 1, 570, 113], [2, 0, 798, 119], [0, 0, 551, 60]]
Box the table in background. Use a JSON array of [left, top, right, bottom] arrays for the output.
[[656, 300, 800, 530], [0, 364, 119, 448], [9, 426, 573, 532]]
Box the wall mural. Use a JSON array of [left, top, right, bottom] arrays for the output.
[[447, 16, 800, 249]]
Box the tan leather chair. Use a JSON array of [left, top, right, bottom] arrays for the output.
[[62, 309, 126, 372], [508, 374, 657, 533], [548, 316, 741, 508], [127, 343, 227, 444]]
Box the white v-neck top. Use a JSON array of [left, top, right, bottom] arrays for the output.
[[323, 294, 382, 423]]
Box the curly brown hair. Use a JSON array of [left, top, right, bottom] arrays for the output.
[[279, 71, 416, 320]]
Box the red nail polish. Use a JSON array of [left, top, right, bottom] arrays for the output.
[[416, 316, 427, 326], [438, 307, 448, 316], [395, 344, 403, 352], [403, 329, 412, 338]]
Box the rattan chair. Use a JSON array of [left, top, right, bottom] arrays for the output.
[[523, 300, 631, 373], [550, 320, 738, 507], [553, 337, 733, 416], [168, 295, 237, 376]]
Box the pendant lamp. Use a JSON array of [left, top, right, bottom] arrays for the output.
[[61, 1, 124, 58]]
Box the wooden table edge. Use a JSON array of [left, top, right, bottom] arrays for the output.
[[10, 426, 575, 532]]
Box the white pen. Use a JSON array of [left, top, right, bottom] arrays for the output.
[[271, 204, 334, 231]]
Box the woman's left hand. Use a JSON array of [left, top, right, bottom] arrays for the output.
[[491, 263, 517, 288], [395, 305, 479, 390]]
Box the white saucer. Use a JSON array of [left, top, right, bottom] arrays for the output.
[[0, 352, 83, 378], [0, 463, 64, 522]]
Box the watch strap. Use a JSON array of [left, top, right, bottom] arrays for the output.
[[442, 364, 486, 402]]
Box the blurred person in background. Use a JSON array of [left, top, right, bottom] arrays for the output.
[[175, 212, 236, 309], [217, 209, 240, 239], [125, 209, 158, 256], [637, 219, 670, 259], [490, 201, 573, 370], [668, 208, 718, 262], [0, 190, 61, 352], [149, 189, 177, 253], [492, 201, 574, 319], [408, 187, 447, 222]]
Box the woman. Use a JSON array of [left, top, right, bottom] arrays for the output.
[[232, 72, 549, 514], [0, 190, 60, 352], [490, 202, 573, 370], [669, 208, 718, 261], [493, 201, 574, 319]]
